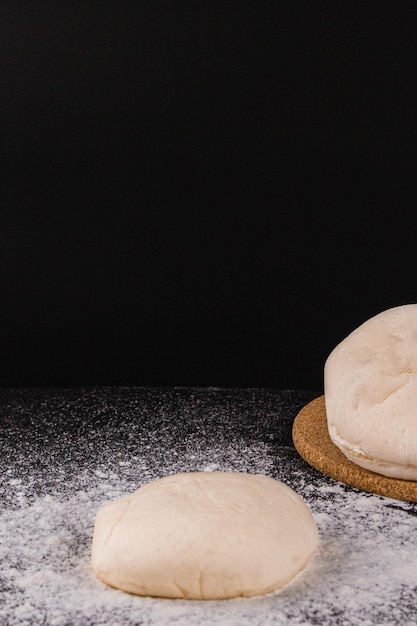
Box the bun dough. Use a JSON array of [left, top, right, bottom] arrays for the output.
[[91, 472, 318, 599], [325, 304, 417, 479]]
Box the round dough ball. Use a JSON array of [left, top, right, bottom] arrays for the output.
[[90, 472, 318, 599], [325, 304, 417, 479]]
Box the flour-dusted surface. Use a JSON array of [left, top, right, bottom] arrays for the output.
[[1, 387, 417, 625]]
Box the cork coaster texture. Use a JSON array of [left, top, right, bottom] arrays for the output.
[[292, 395, 417, 502]]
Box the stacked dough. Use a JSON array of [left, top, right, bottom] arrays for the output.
[[325, 304, 417, 480]]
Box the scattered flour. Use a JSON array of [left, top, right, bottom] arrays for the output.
[[2, 445, 417, 625], [2, 387, 417, 625]]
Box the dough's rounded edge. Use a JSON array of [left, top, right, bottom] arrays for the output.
[[292, 396, 417, 502], [91, 472, 318, 600]]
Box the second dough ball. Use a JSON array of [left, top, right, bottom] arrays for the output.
[[325, 303, 417, 480]]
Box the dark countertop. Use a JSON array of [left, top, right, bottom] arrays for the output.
[[1, 386, 417, 625]]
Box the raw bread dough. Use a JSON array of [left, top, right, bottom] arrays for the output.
[[90, 471, 318, 599], [325, 303, 417, 480]]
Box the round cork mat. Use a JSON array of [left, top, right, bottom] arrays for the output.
[[292, 395, 417, 502]]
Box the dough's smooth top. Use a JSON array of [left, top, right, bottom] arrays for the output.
[[325, 304, 417, 480], [90, 471, 318, 600]]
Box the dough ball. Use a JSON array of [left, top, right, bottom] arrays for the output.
[[90, 472, 318, 599], [325, 304, 417, 479]]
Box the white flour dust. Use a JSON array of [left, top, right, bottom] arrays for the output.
[[2, 444, 417, 626], [0, 402, 417, 626]]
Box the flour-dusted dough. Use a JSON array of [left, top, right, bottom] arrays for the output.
[[325, 304, 417, 480], [91, 472, 318, 599]]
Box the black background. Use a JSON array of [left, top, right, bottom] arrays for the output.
[[1, 1, 417, 392]]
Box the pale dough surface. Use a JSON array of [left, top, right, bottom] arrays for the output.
[[325, 304, 417, 480], [90, 471, 318, 600]]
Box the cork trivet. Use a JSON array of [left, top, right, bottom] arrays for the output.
[[292, 395, 417, 502]]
